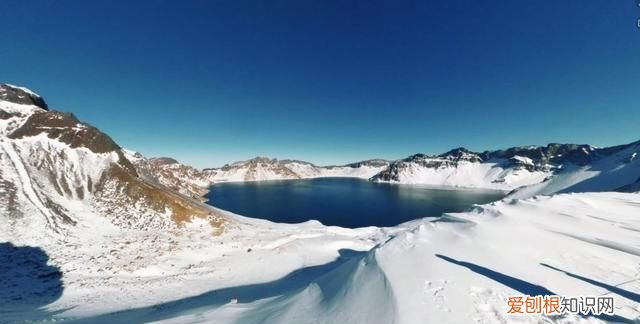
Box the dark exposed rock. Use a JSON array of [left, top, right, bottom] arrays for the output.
[[9, 111, 121, 154], [343, 159, 390, 168], [371, 142, 634, 182], [480, 143, 597, 167], [0, 110, 16, 120], [439, 147, 476, 159], [0, 84, 48, 110], [149, 157, 180, 166]]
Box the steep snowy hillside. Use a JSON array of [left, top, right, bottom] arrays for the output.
[[0, 83, 225, 238], [125, 151, 211, 201], [371, 147, 550, 190], [372, 143, 640, 194], [510, 141, 640, 198]]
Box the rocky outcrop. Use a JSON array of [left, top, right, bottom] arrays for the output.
[[0, 84, 48, 110], [0, 84, 225, 234], [126, 152, 212, 201]]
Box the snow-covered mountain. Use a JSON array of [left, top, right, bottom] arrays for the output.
[[0, 83, 224, 238], [509, 141, 640, 198], [204, 156, 390, 182], [129, 139, 640, 203], [2, 83, 638, 323], [125, 151, 212, 202], [124, 154, 390, 200], [371, 143, 640, 195]]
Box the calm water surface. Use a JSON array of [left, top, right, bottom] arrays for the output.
[[205, 178, 505, 228]]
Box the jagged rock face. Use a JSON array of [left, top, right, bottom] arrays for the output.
[[212, 157, 301, 182], [7, 110, 139, 181], [126, 153, 212, 201], [149, 157, 180, 166], [93, 164, 222, 230], [373, 149, 483, 182], [371, 144, 596, 185], [482, 143, 597, 170], [343, 159, 390, 168], [201, 157, 389, 183], [0, 84, 48, 110], [371, 141, 640, 191]]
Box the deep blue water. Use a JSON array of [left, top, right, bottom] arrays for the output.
[[205, 178, 505, 228]]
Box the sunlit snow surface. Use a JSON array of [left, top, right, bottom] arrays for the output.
[[1, 192, 635, 324]]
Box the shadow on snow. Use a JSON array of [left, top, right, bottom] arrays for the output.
[[435, 254, 634, 323], [0, 242, 65, 323], [540, 263, 640, 304], [66, 249, 367, 323]]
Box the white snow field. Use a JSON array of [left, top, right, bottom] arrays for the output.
[[3, 192, 634, 324]]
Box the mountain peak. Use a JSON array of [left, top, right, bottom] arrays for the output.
[[0, 83, 48, 110], [247, 156, 277, 164], [149, 157, 180, 165], [439, 147, 475, 157]]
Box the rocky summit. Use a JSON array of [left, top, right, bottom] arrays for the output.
[[0, 84, 48, 110]]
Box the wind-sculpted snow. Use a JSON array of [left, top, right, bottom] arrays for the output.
[[369, 192, 640, 323], [31, 192, 640, 323], [63, 249, 396, 324]]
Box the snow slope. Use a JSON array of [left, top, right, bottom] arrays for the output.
[[376, 156, 550, 190], [511, 141, 640, 198], [372, 143, 640, 194], [45, 192, 640, 324]]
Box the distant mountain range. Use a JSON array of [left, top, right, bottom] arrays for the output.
[[1, 82, 639, 236], [128, 140, 640, 200]]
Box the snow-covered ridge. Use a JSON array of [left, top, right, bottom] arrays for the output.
[[0, 83, 225, 237], [205, 156, 391, 182], [124, 150, 212, 201], [126, 154, 392, 191], [130, 138, 640, 202], [0, 83, 48, 110], [371, 142, 640, 195]]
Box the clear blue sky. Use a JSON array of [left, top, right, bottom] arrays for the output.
[[2, 1, 638, 168]]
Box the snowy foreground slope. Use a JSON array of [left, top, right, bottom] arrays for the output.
[[37, 192, 639, 324], [0, 83, 639, 323]]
